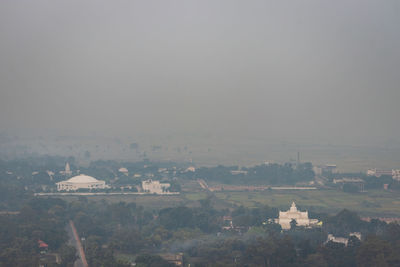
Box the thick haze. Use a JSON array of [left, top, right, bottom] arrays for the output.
[[1, 0, 399, 145]]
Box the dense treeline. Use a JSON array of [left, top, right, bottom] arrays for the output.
[[1, 192, 400, 266], [0, 198, 72, 267], [66, 196, 400, 266]]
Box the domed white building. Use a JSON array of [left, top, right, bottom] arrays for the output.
[[56, 174, 106, 191]]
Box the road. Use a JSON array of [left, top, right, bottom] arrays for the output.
[[66, 220, 88, 267], [197, 179, 210, 191]]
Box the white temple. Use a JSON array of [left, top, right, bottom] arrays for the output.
[[59, 162, 72, 176], [275, 202, 319, 230]]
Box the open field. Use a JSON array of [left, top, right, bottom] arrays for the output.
[[46, 188, 400, 217], [55, 194, 191, 209], [203, 189, 400, 217]]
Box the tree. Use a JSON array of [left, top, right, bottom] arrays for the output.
[[356, 236, 393, 267], [59, 245, 77, 267], [290, 219, 298, 230], [135, 254, 175, 267], [245, 237, 277, 267], [343, 183, 359, 193], [304, 253, 328, 267]]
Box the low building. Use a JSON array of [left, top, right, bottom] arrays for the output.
[[324, 164, 337, 174], [56, 174, 106, 191], [185, 166, 196, 172], [142, 179, 170, 194], [222, 216, 233, 230], [118, 167, 129, 175], [362, 217, 400, 224], [367, 168, 393, 177], [38, 240, 49, 254], [367, 168, 400, 180], [275, 202, 319, 230], [313, 164, 337, 175], [326, 232, 361, 246], [392, 169, 400, 181], [160, 253, 183, 267], [333, 178, 365, 191], [230, 170, 248, 175], [313, 166, 322, 176]]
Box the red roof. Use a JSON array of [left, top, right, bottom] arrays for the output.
[[38, 240, 49, 248]]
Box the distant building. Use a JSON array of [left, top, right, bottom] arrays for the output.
[[158, 168, 168, 173], [361, 217, 400, 224], [142, 179, 170, 194], [367, 168, 400, 180], [222, 216, 234, 230], [38, 240, 49, 254], [275, 202, 319, 230], [313, 166, 322, 176], [185, 166, 196, 172], [313, 164, 337, 175], [367, 168, 392, 177], [383, 184, 389, 190], [392, 169, 400, 181], [324, 164, 337, 174], [59, 162, 72, 176], [46, 171, 55, 180], [230, 170, 248, 175], [333, 178, 365, 191], [118, 167, 129, 175], [159, 253, 183, 267], [56, 174, 106, 191], [326, 232, 361, 246]]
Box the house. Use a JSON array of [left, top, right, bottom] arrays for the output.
[[326, 232, 361, 246], [38, 240, 49, 254]]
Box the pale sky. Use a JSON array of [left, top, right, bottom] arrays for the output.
[[0, 0, 399, 146]]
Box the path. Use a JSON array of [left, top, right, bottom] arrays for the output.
[[67, 220, 89, 267]]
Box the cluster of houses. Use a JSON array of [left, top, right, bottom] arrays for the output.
[[367, 168, 400, 181]]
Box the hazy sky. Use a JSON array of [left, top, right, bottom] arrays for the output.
[[1, 1, 399, 145]]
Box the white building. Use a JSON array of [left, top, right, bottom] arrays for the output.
[[230, 170, 248, 175], [367, 168, 393, 177], [326, 232, 361, 246], [185, 166, 196, 173], [142, 179, 170, 194], [313, 166, 322, 176], [59, 162, 73, 176], [118, 167, 129, 175], [56, 174, 106, 191], [275, 202, 319, 230], [367, 168, 400, 180], [392, 169, 400, 181]]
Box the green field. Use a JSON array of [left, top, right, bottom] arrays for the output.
[[200, 189, 400, 217], [53, 188, 400, 217]]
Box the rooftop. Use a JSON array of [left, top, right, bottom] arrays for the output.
[[66, 174, 100, 183]]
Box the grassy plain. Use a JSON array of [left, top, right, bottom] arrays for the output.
[[55, 189, 400, 216], [201, 189, 400, 217]]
